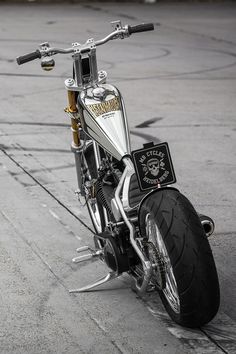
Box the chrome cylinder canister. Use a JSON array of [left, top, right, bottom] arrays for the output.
[[199, 214, 215, 237]]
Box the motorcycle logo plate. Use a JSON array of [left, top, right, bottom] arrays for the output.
[[131, 142, 176, 191]]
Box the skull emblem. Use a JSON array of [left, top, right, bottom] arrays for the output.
[[147, 158, 160, 177]]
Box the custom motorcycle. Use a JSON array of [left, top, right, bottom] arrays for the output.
[[17, 21, 220, 328]]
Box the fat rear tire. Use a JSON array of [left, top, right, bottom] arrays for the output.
[[139, 188, 220, 328]]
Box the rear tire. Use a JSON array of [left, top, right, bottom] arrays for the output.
[[139, 188, 220, 328]]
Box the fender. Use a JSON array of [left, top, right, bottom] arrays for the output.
[[137, 186, 180, 229]]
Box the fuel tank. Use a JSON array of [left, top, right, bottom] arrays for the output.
[[78, 84, 131, 161]]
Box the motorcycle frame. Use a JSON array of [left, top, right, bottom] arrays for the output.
[[65, 39, 152, 293]]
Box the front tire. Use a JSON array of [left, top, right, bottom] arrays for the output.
[[83, 144, 105, 234], [139, 188, 220, 328]]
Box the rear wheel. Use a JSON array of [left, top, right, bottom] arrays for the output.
[[139, 188, 220, 328]]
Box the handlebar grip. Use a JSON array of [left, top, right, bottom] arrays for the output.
[[16, 49, 41, 65], [128, 23, 154, 35]]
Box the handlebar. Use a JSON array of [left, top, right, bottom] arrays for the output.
[[16, 22, 154, 65], [16, 49, 42, 65], [128, 23, 154, 35]]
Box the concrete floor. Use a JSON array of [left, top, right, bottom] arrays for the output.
[[0, 2, 236, 353]]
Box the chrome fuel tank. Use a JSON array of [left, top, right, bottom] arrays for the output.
[[78, 84, 131, 161]]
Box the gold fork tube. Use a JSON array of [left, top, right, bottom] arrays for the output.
[[67, 90, 81, 148], [66, 90, 84, 193], [67, 90, 77, 113]]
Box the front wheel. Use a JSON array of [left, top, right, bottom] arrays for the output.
[[139, 188, 220, 328], [82, 144, 105, 234]]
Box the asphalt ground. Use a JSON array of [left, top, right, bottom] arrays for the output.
[[0, 2, 236, 353]]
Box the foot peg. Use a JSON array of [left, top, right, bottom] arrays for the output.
[[70, 244, 121, 293], [72, 245, 103, 263], [69, 271, 120, 293]]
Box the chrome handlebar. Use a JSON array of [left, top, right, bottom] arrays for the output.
[[41, 27, 129, 55], [16, 23, 154, 65]]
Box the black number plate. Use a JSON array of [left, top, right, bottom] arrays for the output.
[[131, 142, 176, 191]]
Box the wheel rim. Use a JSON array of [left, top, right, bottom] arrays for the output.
[[145, 213, 180, 314]]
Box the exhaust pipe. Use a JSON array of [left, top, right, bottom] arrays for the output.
[[198, 214, 215, 237]]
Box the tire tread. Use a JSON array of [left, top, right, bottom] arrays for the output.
[[139, 188, 220, 328]]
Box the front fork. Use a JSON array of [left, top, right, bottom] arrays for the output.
[[65, 90, 84, 196], [65, 90, 103, 199]]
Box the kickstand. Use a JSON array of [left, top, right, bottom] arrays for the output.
[[69, 271, 119, 293]]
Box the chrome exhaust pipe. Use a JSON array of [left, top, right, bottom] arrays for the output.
[[199, 214, 215, 237]]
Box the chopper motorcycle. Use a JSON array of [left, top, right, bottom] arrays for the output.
[[17, 21, 220, 328]]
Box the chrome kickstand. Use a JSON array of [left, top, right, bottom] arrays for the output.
[[69, 271, 119, 293]]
